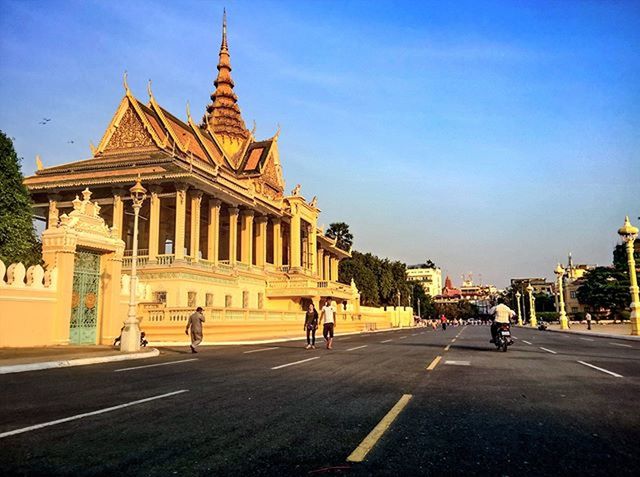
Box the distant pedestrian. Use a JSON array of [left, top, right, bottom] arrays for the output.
[[185, 306, 205, 353], [440, 314, 447, 331], [586, 312, 592, 330], [320, 298, 336, 349], [304, 303, 319, 349]]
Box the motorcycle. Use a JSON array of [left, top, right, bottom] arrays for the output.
[[494, 323, 513, 352]]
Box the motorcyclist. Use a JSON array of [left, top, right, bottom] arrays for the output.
[[488, 298, 515, 343]]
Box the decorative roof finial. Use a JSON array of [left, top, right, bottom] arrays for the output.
[[186, 101, 192, 121], [147, 79, 154, 100], [35, 154, 43, 171], [222, 8, 228, 50], [123, 70, 130, 94]]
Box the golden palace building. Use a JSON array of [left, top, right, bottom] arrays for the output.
[[0, 15, 412, 347]]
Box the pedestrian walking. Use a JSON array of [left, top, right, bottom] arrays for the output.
[[440, 314, 447, 331], [586, 312, 592, 331], [320, 298, 336, 349], [185, 306, 205, 353], [304, 303, 319, 349]]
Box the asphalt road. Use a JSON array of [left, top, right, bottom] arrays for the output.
[[1, 325, 638, 476]]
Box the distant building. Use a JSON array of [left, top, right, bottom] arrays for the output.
[[406, 264, 442, 297], [510, 278, 554, 295], [562, 253, 596, 316], [434, 275, 497, 313], [434, 275, 462, 303]]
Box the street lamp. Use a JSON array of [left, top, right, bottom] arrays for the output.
[[120, 177, 147, 352], [554, 263, 569, 330], [526, 284, 537, 328], [515, 291, 523, 326], [618, 216, 640, 335]]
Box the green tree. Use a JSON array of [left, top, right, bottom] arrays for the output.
[[411, 282, 436, 319], [576, 267, 630, 320], [613, 239, 639, 272], [338, 251, 379, 306], [326, 222, 353, 252], [0, 131, 40, 266]]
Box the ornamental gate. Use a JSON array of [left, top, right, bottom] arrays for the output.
[[69, 249, 101, 344]]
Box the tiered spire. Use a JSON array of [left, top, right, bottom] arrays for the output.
[[202, 10, 249, 140]]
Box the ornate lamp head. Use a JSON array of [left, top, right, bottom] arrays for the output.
[[515, 291, 521, 298], [554, 263, 565, 277], [526, 284, 533, 293], [130, 178, 147, 206], [618, 216, 638, 244]]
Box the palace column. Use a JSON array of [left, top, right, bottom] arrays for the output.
[[228, 207, 239, 265], [324, 253, 331, 281], [47, 193, 62, 229], [290, 215, 301, 269], [331, 257, 339, 282], [148, 185, 162, 262], [174, 184, 188, 260], [272, 218, 282, 267], [189, 190, 203, 261], [112, 188, 126, 240], [317, 248, 325, 280], [255, 215, 268, 267], [207, 198, 221, 265], [310, 226, 318, 275], [240, 209, 255, 265]]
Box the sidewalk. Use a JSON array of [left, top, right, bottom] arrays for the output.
[[544, 323, 640, 341], [0, 345, 159, 375]]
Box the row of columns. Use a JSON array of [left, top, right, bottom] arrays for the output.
[[48, 185, 341, 279]]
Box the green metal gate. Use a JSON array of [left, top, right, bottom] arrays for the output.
[[69, 249, 101, 344]]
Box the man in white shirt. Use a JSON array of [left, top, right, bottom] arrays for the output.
[[488, 299, 515, 343], [319, 298, 337, 350]]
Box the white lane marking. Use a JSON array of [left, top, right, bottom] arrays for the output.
[[539, 347, 557, 354], [271, 357, 320, 370], [347, 345, 368, 352], [522, 340, 532, 345], [444, 344, 451, 351], [580, 338, 594, 342], [0, 390, 188, 439], [578, 361, 623, 378], [243, 347, 280, 354], [512, 336, 518, 340], [340, 337, 352, 341], [411, 334, 417, 336], [399, 336, 407, 340], [609, 342, 633, 348], [451, 338, 456, 343], [381, 339, 393, 343], [114, 358, 197, 372], [445, 360, 470, 366]]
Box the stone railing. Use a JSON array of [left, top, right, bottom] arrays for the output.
[[139, 305, 303, 324], [0, 260, 57, 289]]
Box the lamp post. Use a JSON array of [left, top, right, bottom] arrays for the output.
[[618, 216, 640, 335], [515, 291, 523, 326], [520, 288, 527, 325], [526, 284, 537, 328], [120, 178, 147, 352], [554, 264, 569, 330], [396, 290, 402, 328]]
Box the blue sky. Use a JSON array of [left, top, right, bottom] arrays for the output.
[[1, 0, 638, 288]]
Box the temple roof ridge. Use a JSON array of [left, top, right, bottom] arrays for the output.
[[202, 9, 250, 141]]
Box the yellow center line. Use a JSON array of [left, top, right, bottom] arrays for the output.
[[346, 394, 413, 463], [426, 355, 442, 371]]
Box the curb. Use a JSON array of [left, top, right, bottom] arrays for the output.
[[544, 328, 640, 342], [150, 326, 414, 347], [0, 348, 160, 375]]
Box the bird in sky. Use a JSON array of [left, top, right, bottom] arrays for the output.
[[67, 140, 75, 144], [38, 118, 51, 125]]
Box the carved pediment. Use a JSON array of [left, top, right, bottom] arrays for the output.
[[103, 106, 155, 152]]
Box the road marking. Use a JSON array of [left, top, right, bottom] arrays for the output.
[[399, 336, 407, 340], [381, 339, 393, 343], [411, 334, 417, 336], [340, 337, 352, 341], [577, 361, 623, 378], [522, 340, 532, 345], [451, 338, 457, 343], [444, 344, 451, 351], [609, 342, 633, 348], [580, 338, 594, 341], [114, 359, 197, 372], [512, 336, 518, 340], [0, 390, 188, 439], [445, 360, 470, 366], [243, 347, 280, 354], [346, 394, 413, 462], [347, 345, 368, 351], [426, 356, 442, 371], [539, 347, 557, 354], [271, 357, 320, 370]]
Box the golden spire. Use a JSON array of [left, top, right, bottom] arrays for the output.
[[202, 9, 249, 140]]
